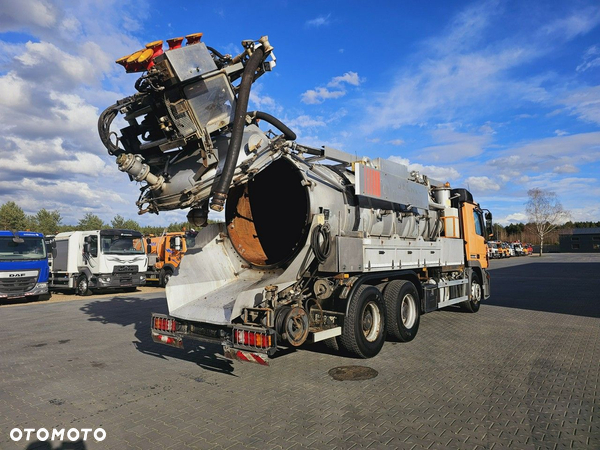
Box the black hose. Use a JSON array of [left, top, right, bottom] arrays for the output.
[[98, 104, 121, 156], [206, 46, 226, 60], [210, 47, 265, 212], [311, 224, 331, 264], [248, 110, 296, 141], [98, 95, 138, 156]]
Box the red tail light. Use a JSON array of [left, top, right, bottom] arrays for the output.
[[153, 317, 177, 333], [233, 329, 273, 349]]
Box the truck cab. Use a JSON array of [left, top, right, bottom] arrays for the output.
[[144, 232, 188, 287], [0, 231, 49, 301], [50, 229, 148, 295]]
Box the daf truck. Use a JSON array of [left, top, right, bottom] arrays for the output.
[[99, 33, 492, 364], [49, 229, 148, 295], [0, 231, 49, 301]]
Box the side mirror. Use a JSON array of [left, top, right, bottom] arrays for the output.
[[83, 243, 90, 254], [482, 209, 493, 239]]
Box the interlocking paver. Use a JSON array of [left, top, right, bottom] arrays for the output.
[[1, 254, 599, 449]]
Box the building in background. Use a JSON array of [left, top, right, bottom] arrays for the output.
[[559, 228, 600, 253]]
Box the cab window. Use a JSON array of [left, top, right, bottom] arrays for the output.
[[473, 210, 484, 237], [89, 236, 98, 257]]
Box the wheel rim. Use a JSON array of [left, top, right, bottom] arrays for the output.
[[471, 282, 482, 304], [361, 301, 381, 342], [400, 294, 416, 328], [164, 273, 170, 284], [79, 279, 87, 294]]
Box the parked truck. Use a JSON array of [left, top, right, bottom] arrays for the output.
[[0, 230, 49, 301], [144, 231, 187, 287], [99, 33, 492, 365], [49, 229, 148, 295]]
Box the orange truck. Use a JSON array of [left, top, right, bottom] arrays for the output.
[[144, 232, 187, 287]]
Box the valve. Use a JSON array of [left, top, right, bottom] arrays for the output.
[[116, 153, 164, 190]]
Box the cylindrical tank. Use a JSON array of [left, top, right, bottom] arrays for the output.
[[224, 155, 442, 268]]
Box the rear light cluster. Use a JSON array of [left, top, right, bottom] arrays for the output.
[[153, 317, 177, 333], [233, 329, 273, 349]]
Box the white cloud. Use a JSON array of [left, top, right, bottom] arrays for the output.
[[576, 45, 600, 72], [464, 176, 501, 193], [249, 83, 280, 113], [494, 212, 528, 226], [301, 72, 363, 104], [301, 87, 346, 104], [286, 115, 326, 128], [418, 128, 493, 163], [328, 72, 361, 88], [388, 156, 460, 181], [0, 72, 30, 107], [387, 139, 405, 146], [554, 129, 568, 136], [306, 14, 331, 28], [558, 86, 600, 125], [0, 0, 58, 31], [490, 132, 600, 174], [539, 8, 600, 41], [553, 164, 578, 174]]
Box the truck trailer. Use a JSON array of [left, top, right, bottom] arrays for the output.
[[99, 33, 492, 364], [49, 229, 148, 295], [0, 231, 49, 301]]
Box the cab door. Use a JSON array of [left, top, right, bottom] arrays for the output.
[[461, 203, 488, 269]]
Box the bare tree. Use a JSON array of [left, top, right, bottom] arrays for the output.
[[525, 189, 569, 256]]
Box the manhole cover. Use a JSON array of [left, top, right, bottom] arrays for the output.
[[328, 366, 378, 381]]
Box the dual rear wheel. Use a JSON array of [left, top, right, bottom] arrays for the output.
[[339, 280, 421, 358]]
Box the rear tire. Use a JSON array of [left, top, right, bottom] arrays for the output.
[[383, 280, 420, 342], [340, 285, 386, 358], [462, 273, 482, 313]]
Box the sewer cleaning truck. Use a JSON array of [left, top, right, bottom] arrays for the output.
[[0, 230, 49, 302], [99, 33, 492, 365]]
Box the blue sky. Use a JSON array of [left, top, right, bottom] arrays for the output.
[[0, 0, 599, 226]]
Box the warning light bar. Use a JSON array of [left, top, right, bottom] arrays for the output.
[[115, 33, 203, 72]]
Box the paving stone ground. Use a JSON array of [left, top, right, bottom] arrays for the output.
[[1, 253, 599, 450]]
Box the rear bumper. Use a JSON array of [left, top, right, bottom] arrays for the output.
[[150, 313, 276, 365]]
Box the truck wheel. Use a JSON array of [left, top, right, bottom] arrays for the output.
[[383, 280, 420, 342], [76, 275, 91, 296], [462, 273, 482, 313], [340, 285, 385, 358], [159, 268, 172, 287]]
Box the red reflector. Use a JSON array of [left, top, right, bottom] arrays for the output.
[[236, 350, 250, 362]]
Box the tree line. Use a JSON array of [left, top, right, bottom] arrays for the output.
[[491, 221, 600, 246], [0, 201, 209, 237]]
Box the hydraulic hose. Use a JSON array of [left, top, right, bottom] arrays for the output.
[[248, 111, 297, 141], [98, 103, 121, 156], [98, 95, 137, 156], [210, 47, 265, 212]]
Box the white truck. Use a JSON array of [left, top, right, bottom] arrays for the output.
[[49, 229, 148, 295], [99, 33, 492, 364]]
